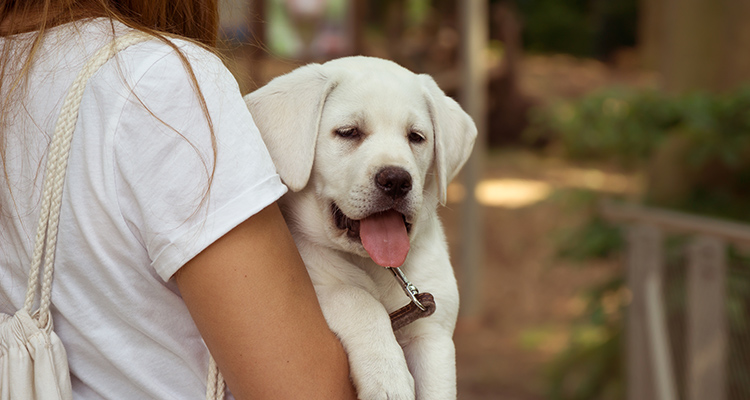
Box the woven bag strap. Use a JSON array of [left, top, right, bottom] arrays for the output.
[[206, 357, 226, 399], [22, 30, 153, 325]]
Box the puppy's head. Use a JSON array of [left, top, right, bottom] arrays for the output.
[[245, 56, 476, 266]]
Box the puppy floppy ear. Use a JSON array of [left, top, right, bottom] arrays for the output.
[[420, 75, 478, 205], [244, 64, 336, 191]]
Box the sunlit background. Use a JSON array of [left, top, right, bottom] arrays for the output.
[[217, 1, 750, 399]]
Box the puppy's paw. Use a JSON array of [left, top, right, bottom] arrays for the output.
[[350, 355, 415, 400], [354, 375, 415, 400]]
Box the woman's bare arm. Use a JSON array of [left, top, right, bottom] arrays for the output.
[[175, 203, 356, 399]]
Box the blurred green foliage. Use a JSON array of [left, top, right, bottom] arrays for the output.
[[556, 214, 623, 261], [529, 86, 750, 164], [549, 188, 624, 261], [542, 188, 624, 400], [527, 89, 677, 163], [545, 276, 625, 400], [514, 0, 637, 58], [529, 86, 750, 219], [515, 0, 594, 56]]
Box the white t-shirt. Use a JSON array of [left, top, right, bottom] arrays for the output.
[[0, 19, 286, 398]]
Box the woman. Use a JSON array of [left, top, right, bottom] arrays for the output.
[[0, 1, 356, 398]]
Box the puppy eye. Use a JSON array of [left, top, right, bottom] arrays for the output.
[[408, 131, 425, 144], [335, 127, 360, 139]]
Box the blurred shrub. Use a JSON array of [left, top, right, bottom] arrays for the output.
[[528, 86, 750, 220], [526, 89, 677, 164], [528, 87, 750, 164], [513, 0, 637, 58], [515, 0, 593, 56], [556, 215, 623, 261], [551, 188, 624, 261], [546, 277, 625, 400]]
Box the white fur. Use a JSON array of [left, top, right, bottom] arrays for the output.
[[244, 56, 477, 400]]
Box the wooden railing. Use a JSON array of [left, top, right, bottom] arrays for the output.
[[602, 202, 750, 400]]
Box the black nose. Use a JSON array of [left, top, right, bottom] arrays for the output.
[[375, 167, 412, 199]]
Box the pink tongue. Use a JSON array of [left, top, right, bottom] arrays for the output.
[[359, 210, 410, 267]]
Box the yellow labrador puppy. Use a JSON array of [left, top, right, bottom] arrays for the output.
[[244, 56, 476, 400]]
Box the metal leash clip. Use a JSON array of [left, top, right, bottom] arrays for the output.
[[388, 267, 426, 311]]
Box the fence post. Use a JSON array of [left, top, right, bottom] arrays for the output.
[[457, 0, 487, 320], [627, 224, 677, 400], [686, 236, 727, 400], [626, 224, 661, 400]]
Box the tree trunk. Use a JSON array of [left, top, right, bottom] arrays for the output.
[[638, 0, 662, 71], [718, 0, 750, 91], [644, 0, 750, 93], [660, 0, 724, 93]]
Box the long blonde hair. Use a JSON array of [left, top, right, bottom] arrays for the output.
[[0, 0, 221, 216]]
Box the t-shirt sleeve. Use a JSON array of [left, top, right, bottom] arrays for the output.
[[112, 40, 287, 282]]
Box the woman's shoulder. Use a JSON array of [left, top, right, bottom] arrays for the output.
[[55, 18, 226, 86]]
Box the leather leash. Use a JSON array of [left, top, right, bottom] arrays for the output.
[[387, 267, 436, 331]]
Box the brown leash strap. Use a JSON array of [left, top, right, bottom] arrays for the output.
[[386, 267, 437, 331], [389, 292, 436, 331]]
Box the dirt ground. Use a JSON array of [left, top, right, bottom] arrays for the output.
[[442, 152, 626, 400], [445, 54, 651, 399], [418, 53, 652, 399]]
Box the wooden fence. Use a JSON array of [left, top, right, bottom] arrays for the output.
[[602, 202, 750, 400]]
